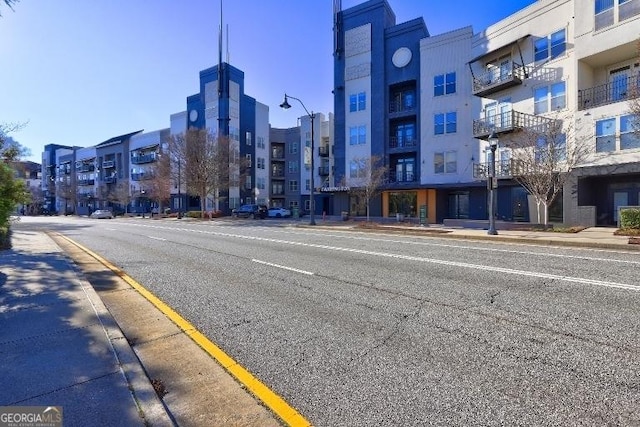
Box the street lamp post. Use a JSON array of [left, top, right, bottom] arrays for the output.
[[487, 131, 499, 235], [140, 189, 146, 218], [280, 93, 316, 226], [177, 159, 182, 219]]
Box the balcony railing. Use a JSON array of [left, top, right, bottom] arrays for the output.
[[77, 179, 95, 186], [473, 160, 520, 179], [131, 153, 157, 164], [318, 146, 330, 157], [271, 190, 285, 196], [388, 171, 417, 184], [318, 166, 330, 176], [389, 99, 416, 114], [472, 62, 527, 97], [104, 176, 117, 184], [271, 150, 285, 160], [271, 171, 285, 178], [389, 136, 418, 149], [473, 110, 555, 139], [578, 75, 638, 110], [131, 172, 154, 181], [76, 164, 95, 172], [102, 160, 115, 168]]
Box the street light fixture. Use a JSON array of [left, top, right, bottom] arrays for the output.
[[487, 131, 499, 235], [280, 93, 316, 225]]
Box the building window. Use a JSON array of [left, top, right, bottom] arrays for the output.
[[390, 88, 416, 113], [435, 112, 457, 135], [349, 125, 366, 145], [289, 180, 298, 192], [245, 175, 252, 190], [596, 118, 616, 152], [257, 157, 265, 169], [246, 154, 252, 167], [349, 92, 366, 112], [288, 160, 298, 173], [246, 131, 252, 146], [289, 142, 298, 154], [434, 151, 457, 174], [358, 92, 366, 110], [392, 122, 416, 148], [305, 179, 310, 191], [257, 136, 265, 149], [534, 29, 566, 62], [434, 72, 456, 96], [620, 114, 640, 150], [534, 81, 566, 114]]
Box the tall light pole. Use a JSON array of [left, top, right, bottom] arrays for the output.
[[280, 93, 316, 225], [487, 131, 499, 235]]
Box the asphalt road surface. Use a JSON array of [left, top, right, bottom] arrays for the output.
[[17, 216, 640, 426]]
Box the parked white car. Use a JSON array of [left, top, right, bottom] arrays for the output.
[[90, 209, 114, 219], [267, 207, 291, 218]]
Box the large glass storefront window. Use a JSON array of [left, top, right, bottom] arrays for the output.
[[388, 192, 417, 217]]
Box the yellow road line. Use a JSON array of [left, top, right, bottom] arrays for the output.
[[56, 233, 311, 427]]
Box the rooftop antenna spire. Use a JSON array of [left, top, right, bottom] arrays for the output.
[[226, 24, 230, 63], [218, 0, 223, 96]]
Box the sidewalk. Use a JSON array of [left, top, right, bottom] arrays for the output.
[[0, 230, 172, 426]]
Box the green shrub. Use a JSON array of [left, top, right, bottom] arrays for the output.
[[620, 208, 640, 229], [186, 211, 202, 218], [0, 225, 11, 250]]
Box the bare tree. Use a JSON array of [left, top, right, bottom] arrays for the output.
[[1, 0, 18, 16], [56, 177, 76, 215], [168, 129, 246, 218], [108, 179, 133, 215], [628, 40, 640, 136], [144, 154, 171, 213], [508, 114, 590, 226], [348, 155, 388, 222], [0, 122, 28, 161]]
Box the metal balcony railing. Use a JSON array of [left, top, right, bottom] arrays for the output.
[[388, 171, 417, 183], [131, 172, 153, 181], [318, 146, 330, 157], [578, 75, 638, 110], [389, 136, 417, 149], [76, 164, 95, 172], [102, 160, 115, 168], [131, 153, 156, 164], [473, 110, 555, 139], [472, 62, 527, 97], [271, 150, 285, 160], [77, 179, 95, 186], [473, 160, 520, 179], [104, 176, 117, 184]]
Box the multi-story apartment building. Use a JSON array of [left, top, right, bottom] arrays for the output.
[[334, 0, 640, 225], [573, 0, 640, 226], [270, 112, 334, 215], [129, 129, 169, 214], [42, 143, 73, 213], [333, 0, 429, 219], [177, 60, 270, 213]]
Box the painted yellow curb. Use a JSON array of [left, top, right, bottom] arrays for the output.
[[56, 233, 311, 427]]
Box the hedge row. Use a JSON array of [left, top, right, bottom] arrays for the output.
[[620, 208, 640, 229]]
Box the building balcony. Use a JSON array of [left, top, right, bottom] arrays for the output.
[[472, 62, 527, 97], [131, 153, 157, 164], [318, 146, 330, 157], [389, 100, 416, 114], [131, 172, 154, 181], [102, 160, 115, 168], [78, 192, 95, 199], [271, 171, 285, 178], [76, 164, 95, 172], [473, 160, 520, 179], [271, 190, 285, 196], [104, 176, 117, 184], [388, 171, 417, 184], [389, 136, 418, 149], [318, 166, 330, 176], [271, 150, 285, 160], [473, 111, 555, 139], [77, 179, 95, 186], [578, 75, 638, 110]]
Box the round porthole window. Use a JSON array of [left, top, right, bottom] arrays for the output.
[[392, 47, 412, 68]]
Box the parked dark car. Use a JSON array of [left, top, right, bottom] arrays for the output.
[[232, 204, 267, 219]]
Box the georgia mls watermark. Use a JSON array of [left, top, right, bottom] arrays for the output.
[[0, 407, 62, 427]]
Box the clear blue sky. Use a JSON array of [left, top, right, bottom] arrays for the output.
[[1, 0, 536, 163]]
